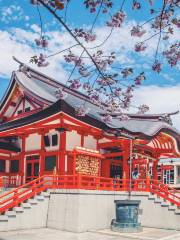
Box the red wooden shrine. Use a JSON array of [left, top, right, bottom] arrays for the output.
[[0, 59, 179, 188]]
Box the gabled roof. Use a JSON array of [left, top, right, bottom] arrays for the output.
[[0, 58, 179, 142], [0, 141, 20, 152]]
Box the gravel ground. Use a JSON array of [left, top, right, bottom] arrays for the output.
[[1, 228, 180, 240]]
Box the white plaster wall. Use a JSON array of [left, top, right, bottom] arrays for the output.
[[98, 138, 111, 144], [25, 133, 41, 151], [4, 106, 14, 117], [5, 160, 10, 173], [14, 101, 23, 116], [84, 135, 97, 150], [45, 130, 59, 152], [24, 100, 32, 109], [66, 131, 81, 151]]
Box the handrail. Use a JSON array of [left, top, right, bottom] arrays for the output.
[[0, 175, 180, 213], [0, 176, 45, 201]]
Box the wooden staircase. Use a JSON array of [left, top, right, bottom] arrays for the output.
[[0, 175, 180, 215]]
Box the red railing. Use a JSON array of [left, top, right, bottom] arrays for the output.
[[0, 175, 180, 214]]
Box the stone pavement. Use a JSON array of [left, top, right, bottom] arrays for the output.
[[1, 228, 180, 240]]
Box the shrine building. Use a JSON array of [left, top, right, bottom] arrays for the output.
[[0, 60, 180, 188]]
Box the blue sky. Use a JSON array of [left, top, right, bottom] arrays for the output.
[[0, 0, 180, 128]]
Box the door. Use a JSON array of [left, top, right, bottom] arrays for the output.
[[110, 164, 122, 178], [26, 159, 39, 182]]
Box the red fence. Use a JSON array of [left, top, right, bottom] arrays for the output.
[[0, 175, 180, 213]]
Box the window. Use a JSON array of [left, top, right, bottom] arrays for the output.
[[52, 134, 58, 146], [10, 160, 19, 173], [17, 110, 22, 115], [45, 155, 56, 171], [26, 155, 40, 160], [44, 135, 50, 147], [0, 160, 5, 172], [25, 107, 31, 112]]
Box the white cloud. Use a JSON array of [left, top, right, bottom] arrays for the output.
[[0, 23, 179, 132], [0, 5, 29, 23], [0, 26, 69, 82], [133, 85, 180, 130]]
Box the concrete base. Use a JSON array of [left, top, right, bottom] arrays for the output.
[[1, 189, 180, 232], [47, 189, 180, 232]]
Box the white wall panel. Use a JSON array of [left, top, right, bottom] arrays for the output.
[[66, 131, 81, 151], [25, 133, 41, 151], [84, 135, 97, 150]]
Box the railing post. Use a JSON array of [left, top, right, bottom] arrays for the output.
[[13, 189, 18, 206], [146, 176, 150, 192], [77, 174, 81, 189], [96, 176, 100, 190], [0, 177, 3, 191], [123, 178, 127, 191], [53, 167, 57, 189], [32, 181, 37, 195]]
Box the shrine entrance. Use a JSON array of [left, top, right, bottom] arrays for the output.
[[25, 155, 40, 182], [110, 164, 122, 179]]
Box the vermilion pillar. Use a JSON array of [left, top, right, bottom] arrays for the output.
[[152, 160, 158, 180], [20, 134, 26, 184], [122, 139, 131, 179], [40, 130, 45, 175], [58, 131, 66, 174]]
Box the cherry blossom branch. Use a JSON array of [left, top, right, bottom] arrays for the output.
[[155, 0, 167, 60], [46, 43, 79, 58]]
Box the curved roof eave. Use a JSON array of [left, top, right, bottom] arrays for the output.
[[14, 72, 53, 106]]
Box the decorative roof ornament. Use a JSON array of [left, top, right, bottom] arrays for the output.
[[158, 114, 173, 125], [137, 104, 149, 114], [117, 113, 130, 121], [75, 105, 90, 117], [55, 88, 68, 100], [19, 64, 31, 78]]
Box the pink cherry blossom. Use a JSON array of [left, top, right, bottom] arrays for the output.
[[75, 105, 89, 116], [138, 104, 149, 114], [74, 28, 96, 42], [118, 113, 130, 121], [55, 88, 68, 99], [135, 43, 147, 52], [131, 26, 146, 37], [134, 72, 146, 85], [102, 114, 112, 124], [30, 54, 49, 67], [68, 79, 81, 90], [152, 61, 161, 73], [106, 11, 125, 28], [132, 1, 141, 10], [121, 68, 133, 78]]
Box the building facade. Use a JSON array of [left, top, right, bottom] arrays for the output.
[[0, 59, 180, 187]]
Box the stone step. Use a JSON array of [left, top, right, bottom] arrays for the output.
[[35, 195, 45, 201], [175, 209, 180, 214], [0, 215, 8, 222], [168, 205, 176, 211], [154, 198, 162, 203], [161, 202, 170, 207], [5, 210, 16, 217], [21, 202, 31, 209], [13, 207, 24, 213], [41, 191, 50, 198], [148, 195, 156, 200], [28, 199, 38, 205]]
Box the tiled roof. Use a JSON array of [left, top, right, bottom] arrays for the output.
[[0, 61, 179, 140]]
